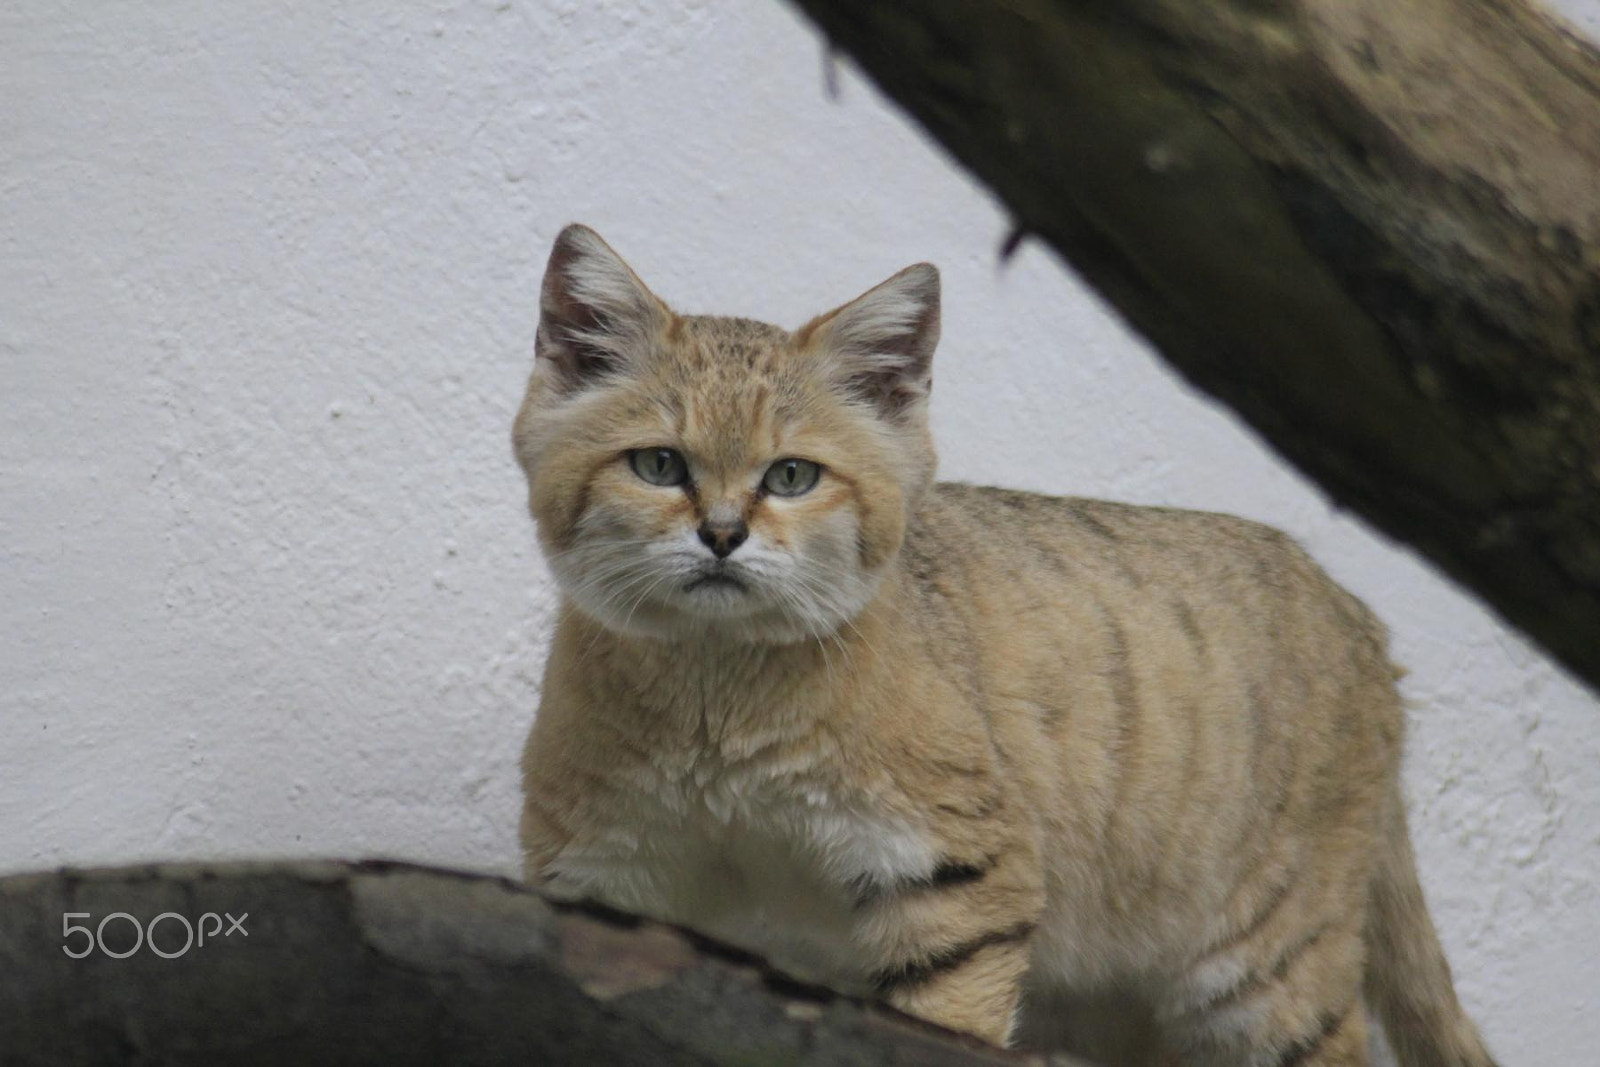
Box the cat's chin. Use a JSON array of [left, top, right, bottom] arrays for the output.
[[567, 592, 864, 647], [557, 561, 889, 647]]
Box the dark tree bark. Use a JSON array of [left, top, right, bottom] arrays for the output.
[[790, 0, 1600, 692], [0, 860, 1085, 1066]]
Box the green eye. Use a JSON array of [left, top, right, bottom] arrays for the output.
[[762, 458, 821, 497], [629, 448, 688, 487]]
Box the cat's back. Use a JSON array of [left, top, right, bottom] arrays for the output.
[[903, 482, 1397, 722], [898, 483, 1405, 976]]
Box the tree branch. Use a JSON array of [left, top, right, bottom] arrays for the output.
[[788, 0, 1600, 692]]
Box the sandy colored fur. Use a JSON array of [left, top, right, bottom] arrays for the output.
[[513, 225, 1495, 1065]]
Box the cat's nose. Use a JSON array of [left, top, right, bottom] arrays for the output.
[[697, 520, 749, 559]]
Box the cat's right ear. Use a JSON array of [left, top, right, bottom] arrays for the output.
[[535, 224, 671, 394], [796, 263, 940, 421]]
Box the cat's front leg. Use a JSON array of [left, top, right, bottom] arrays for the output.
[[519, 790, 685, 918], [518, 785, 568, 888], [853, 836, 1046, 1045]]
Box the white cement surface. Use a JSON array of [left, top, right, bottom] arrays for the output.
[[4, 2, 1597, 1059]]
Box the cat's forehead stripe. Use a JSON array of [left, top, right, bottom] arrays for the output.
[[642, 314, 818, 469], [679, 391, 773, 473]]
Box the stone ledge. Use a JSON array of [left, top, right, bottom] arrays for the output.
[[0, 859, 1090, 1066]]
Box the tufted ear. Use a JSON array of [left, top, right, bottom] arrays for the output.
[[797, 263, 941, 419], [535, 224, 671, 394]]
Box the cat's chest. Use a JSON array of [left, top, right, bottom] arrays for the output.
[[549, 738, 935, 980]]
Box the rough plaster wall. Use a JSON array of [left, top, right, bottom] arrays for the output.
[[2, 0, 1596, 1059]]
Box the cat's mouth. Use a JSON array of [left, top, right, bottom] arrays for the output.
[[683, 569, 747, 593]]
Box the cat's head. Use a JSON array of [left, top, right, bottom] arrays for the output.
[[513, 223, 939, 644]]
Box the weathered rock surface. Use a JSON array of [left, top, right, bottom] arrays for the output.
[[0, 860, 1091, 1066]]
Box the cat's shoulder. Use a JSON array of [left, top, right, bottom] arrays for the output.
[[921, 481, 1296, 547], [911, 482, 1343, 593]]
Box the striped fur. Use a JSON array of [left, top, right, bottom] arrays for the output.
[[512, 225, 1496, 1063]]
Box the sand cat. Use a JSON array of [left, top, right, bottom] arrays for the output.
[[511, 224, 1496, 1066]]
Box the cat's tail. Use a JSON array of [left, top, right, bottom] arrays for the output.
[[1364, 784, 1498, 1067]]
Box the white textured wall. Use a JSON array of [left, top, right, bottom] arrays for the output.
[[4, 0, 1597, 1059]]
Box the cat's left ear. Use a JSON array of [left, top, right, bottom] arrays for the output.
[[797, 263, 940, 419], [535, 224, 672, 395]]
